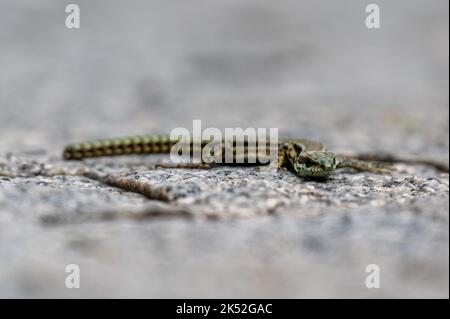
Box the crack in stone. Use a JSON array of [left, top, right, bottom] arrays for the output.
[[84, 171, 173, 202]]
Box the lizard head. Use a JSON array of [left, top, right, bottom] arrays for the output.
[[293, 151, 337, 178]]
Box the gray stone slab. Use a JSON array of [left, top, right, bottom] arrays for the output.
[[0, 0, 448, 298]]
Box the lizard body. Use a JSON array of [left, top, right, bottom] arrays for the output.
[[63, 135, 390, 178]]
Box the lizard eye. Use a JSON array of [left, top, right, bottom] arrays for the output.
[[297, 155, 311, 166]]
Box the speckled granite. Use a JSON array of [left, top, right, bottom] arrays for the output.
[[0, 0, 448, 298]]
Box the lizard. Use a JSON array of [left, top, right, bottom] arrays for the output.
[[62, 135, 393, 178], [0, 134, 443, 205], [1, 135, 444, 221]]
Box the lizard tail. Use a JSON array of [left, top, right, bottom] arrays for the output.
[[63, 135, 176, 160]]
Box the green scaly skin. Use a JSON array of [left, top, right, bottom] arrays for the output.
[[63, 135, 391, 178]]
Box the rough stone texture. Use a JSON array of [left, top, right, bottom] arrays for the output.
[[0, 0, 448, 298]]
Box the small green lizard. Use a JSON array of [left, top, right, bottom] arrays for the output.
[[63, 135, 392, 178]]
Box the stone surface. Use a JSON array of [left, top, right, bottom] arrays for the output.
[[0, 0, 448, 298]]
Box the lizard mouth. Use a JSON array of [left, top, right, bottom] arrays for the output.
[[298, 157, 333, 170], [295, 156, 334, 177]]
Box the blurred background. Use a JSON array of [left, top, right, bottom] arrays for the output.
[[0, 0, 448, 158], [0, 0, 448, 298]]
